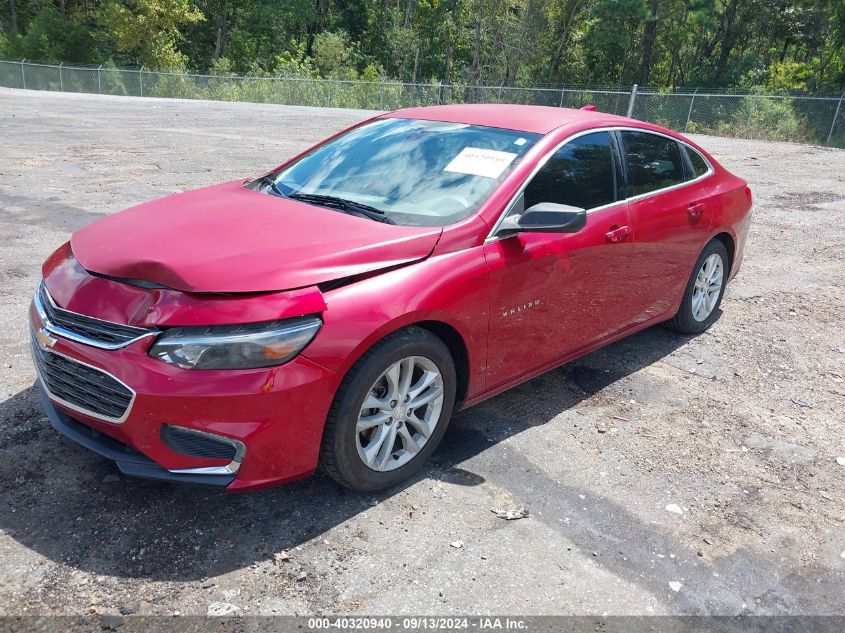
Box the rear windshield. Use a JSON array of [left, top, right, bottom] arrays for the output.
[[271, 118, 540, 226]]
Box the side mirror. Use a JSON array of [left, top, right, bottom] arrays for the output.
[[497, 203, 587, 236]]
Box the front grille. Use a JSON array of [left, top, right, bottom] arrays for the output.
[[31, 335, 134, 422], [160, 425, 238, 461], [37, 282, 154, 349]]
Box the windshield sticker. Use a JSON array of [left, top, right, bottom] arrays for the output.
[[444, 147, 518, 179], [514, 138, 528, 146]]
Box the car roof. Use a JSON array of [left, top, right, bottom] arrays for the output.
[[385, 104, 639, 135]]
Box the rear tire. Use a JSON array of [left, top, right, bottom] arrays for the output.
[[665, 239, 729, 334], [319, 327, 456, 491]]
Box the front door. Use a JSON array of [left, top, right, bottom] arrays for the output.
[[483, 131, 635, 390]]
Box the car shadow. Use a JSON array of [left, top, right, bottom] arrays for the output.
[[0, 326, 694, 584]]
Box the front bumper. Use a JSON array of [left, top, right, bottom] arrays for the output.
[[30, 301, 337, 491], [38, 384, 237, 487]]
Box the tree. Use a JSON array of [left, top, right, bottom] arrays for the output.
[[0, 0, 841, 93], [18, 4, 95, 62], [639, 0, 659, 85], [97, 0, 204, 69], [541, 0, 591, 83], [582, 0, 651, 85], [312, 30, 356, 78]]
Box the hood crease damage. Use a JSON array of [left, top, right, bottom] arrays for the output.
[[70, 180, 443, 294]]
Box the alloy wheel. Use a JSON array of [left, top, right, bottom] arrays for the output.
[[356, 355, 444, 472], [691, 253, 724, 322]]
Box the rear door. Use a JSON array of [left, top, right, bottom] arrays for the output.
[[483, 131, 635, 389], [619, 130, 715, 321]]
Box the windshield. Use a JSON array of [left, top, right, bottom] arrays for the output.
[[269, 118, 540, 227]]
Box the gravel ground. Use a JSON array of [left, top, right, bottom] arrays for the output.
[[0, 88, 843, 617]]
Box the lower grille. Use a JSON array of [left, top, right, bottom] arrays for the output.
[[31, 335, 134, 423], [161, 425, 238, 460]]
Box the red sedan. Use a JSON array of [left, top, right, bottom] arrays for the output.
[[30, 104, 752, 491]]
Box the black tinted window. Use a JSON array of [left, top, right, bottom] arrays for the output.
[[524, 132, 616, 210], [686, 147, 710, 178], [621, 131, 685, 196]]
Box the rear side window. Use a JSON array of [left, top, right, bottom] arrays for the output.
[[621, 131, 685, 196], [523, 132, 617, 210], [685, 146, 710, 178]]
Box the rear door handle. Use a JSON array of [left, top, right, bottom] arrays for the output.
[[688, 202, 705, 217], [605, 225, 631, 243]]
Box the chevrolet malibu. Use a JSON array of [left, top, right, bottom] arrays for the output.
[[30, 104, 752, 491]]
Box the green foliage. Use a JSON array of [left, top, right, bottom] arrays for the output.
[[0, 31, 13, 58], [582, 0, 651, 84], [0, 0, 842, 95], [313, 30, 356, 78], [17, 5, 95, 63], [713, 96, 811, 143], [360, 63, 382, 82], [96, 0, 204, 69], [208, 55, 234, 76], [274, 44, 319, 79], [99, 60, 130, 95], [766, 61, 820, 94], [386, 26, 419, 81]]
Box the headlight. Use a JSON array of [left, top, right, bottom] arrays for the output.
[[149, 316, 322, 370]]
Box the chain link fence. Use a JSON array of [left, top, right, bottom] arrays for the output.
[[2, 59, 844, 148]]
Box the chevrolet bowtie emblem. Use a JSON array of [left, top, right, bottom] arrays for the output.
[[35, 327, 57, 350]]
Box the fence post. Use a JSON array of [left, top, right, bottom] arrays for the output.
[[626, 84, 638, 117], [20, 59, 26, 89], [379, 80, 385, 110], [685, 87, 699, 131], [746, 90, 759, 136], [139, 67, 144, 97], [97, 65, 102, 94], [826, 89, 845, 146], [559, 88, 565, 108], [58, 62, 64, 91]]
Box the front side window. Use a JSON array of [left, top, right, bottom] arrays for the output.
[[269, 118, 539, 227], [621, 131, 685, 196], [523, 132, 617, 211]]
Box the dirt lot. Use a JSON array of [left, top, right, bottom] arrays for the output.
[[0, 88, 843, 617]]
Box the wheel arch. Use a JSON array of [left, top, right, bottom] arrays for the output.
[[412, 320, 470, 408], [669, 229, 738, 320], [711, 231, 736, 275], [310, 310, 476, 409]]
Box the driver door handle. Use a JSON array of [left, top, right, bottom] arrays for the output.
[[605, 225, 631, 243]]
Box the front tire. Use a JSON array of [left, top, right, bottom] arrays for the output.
[[319, 327, 457, 491], [665, 239, 729, 334]]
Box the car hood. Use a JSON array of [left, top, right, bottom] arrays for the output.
[[71, 181, 443, 293]]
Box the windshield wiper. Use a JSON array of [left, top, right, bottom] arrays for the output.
[[288, 192, 395, 224]]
